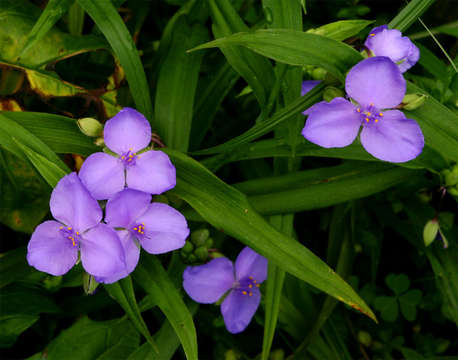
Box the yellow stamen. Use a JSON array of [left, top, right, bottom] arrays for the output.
[[242, 291, 247, 295], [366, 112, 371, 116], [253, 280, 257, 283], [248, 276, 253, 280], [248, 284, 252, 288], [121, 156, 125, 159], [365, 117, 370, 122], [256, 284, 260, 288], [76, 231, 80, 235], [369, 33, 375, 36], [249, 292, 253, 296], [356, 108, 361, 112], [375, 119, 379, 123], [379, 112, 383, 116], [67, 227, 72, 230], [370, 103, 374, 106], [59, 226, 63, 230]]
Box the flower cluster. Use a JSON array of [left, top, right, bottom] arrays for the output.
[[27, 108, 189, 283], [183, 247, 267, 333], [302, 25, 424, 163]]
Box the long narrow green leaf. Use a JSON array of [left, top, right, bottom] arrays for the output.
[[164, 149, 376, 321], [388, 0, 436, 32], [154, 18, 207, 151], [77, 0, 153, 119], [208, 0, 275, 107], [310, 20, 374, 41], [104, 277, 158, 353], [0, 111, 98, 156], [189, 29, 363, 81], [20, 0, 73, 57], [12, 139, 68, 187], [247, 164, 418, 215], [0, 112, 69, 172], [193, 82, 324, 155], [133, 256, 198, 360]]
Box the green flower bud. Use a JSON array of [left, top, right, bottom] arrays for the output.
[[224, 350, 239, 360], [187, 254, 197, 263], [191, 229, 210, 246], [83, 272, 99, 295], [43, 275, 63, 291], [357, 330, 372, 347], [205, 237, 214, 248], [181, 241, 194, 254], [270, 349, 285, 360], [401, 93, 427, 111], [77, 117, 103, 137], [311, 68, 327, 80], [323, 86, 345, 102], [423, 219, 439, 247], [194, 246, 208, 261]]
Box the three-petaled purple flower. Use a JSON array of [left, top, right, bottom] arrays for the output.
[[183, 247, 267, 333], [302, 56, 424, 163], [27, 173, 125, 282], [365, 25, 419, 73], [79, 108, 176, 200], [96, 189, 190, 283]]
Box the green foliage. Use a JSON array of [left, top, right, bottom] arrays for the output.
[[1, 0, 457, 359]]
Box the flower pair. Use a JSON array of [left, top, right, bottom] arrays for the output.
[[302, 26, 424, 163], [27, 108, 189, 283], [183, 247, 267, 333]]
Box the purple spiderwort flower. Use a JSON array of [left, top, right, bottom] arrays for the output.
[[79, 108, 176, 200], [27, 173, 126, 282], [302, 56, 424, 163], [96, 188, 190, 283], [183, 247, 267, 334], [301, 80, 321, 114], [365, 25, 419, 73]]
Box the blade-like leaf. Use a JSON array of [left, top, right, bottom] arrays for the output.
[[104, 277, 158, 353], [189, 29, 363, 81], [77, 0, 153, 119], [388, 0, 436, 32], [12, 139, 68, 188], [164, 149, 376, 321], [310, 20, 374, 41], [133, 256, 198, 360], [154, 18, 208, 151]]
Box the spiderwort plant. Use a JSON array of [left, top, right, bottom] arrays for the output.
[[96, 188, 190, 283], [79, 108, 176, 200], [27, 173, 126, 282], [365, 25, 420, 73], [183, 247, 267, 333], [302, 56, 424, 163]]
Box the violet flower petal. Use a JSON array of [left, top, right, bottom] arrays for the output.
[[302, 98, 361, 148], [301, 80, 321, 96], [360, 110, 424, 163], [345, 56, 406, 109], [78, 152, 125, 200], [183, 258, 235, 304], [27, 220, 78, 276], [365, 27, 412, 63], [95, 230, 140, 284], [105, 189, 152, 229], [398, 43, 420, 73], [136, 203, 189, 254], [104, 107, 151, 154], [50, 172, 102, 232], [126, 150, 176, 195], [235, 247, 267, 283], [221, 287, 261, 334], [80, 223, 126, 278]]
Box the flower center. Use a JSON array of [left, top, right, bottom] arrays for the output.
[[59, 226, 80, 247], [131, 223, 146, 237], [235, 276, 260, 297], [356, 103, 383, 126], [120, 149, 138, 167]]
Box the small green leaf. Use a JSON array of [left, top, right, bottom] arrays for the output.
[[374, 296, 399, 322], [399, 289, 422, 321], [389, 0, 436, 32], [386, 274, 410, 295]]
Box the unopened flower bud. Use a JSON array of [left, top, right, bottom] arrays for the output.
[[357, 330, 372, 347], [77, 117, 103, 137], [423, 219, 439, 247], [181, 241, 194, 254], [270, 349, 285, 360], [83, 272, 99, 295], [191, 229, 210, 246], [323, 86, 345, 102], [311, 68, 327, 80], [194, 246, 208, 261], [205, 237, 214, 248], [401, 94, 427, 110]]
